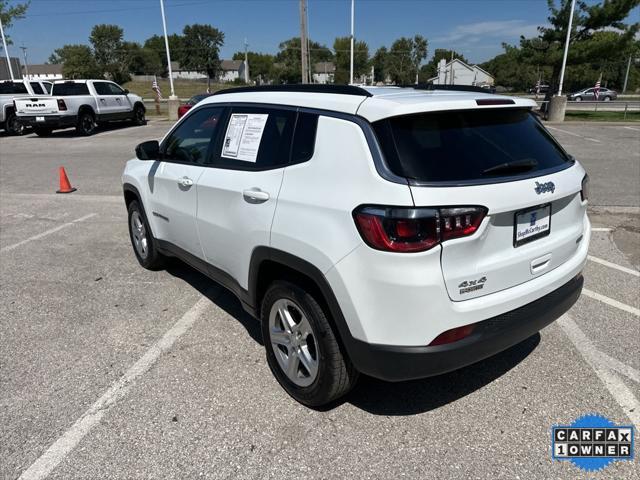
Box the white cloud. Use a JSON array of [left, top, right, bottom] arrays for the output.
[[434, 20, 542, 44]]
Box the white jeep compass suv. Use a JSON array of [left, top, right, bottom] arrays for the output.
[[122, 85, 590, 406]]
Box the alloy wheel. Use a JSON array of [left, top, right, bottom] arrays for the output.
[[268, 298, 319, 387], [130, 211, 148, 259]]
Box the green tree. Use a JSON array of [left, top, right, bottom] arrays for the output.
[[411, 35, 428, 84], [179, 24, 224, 87], [386, 37, 414, 84], [0, 0, 28, 48], [89, 24, 128, 83], [232, 51, 275, 83], [332, 36, 369, 84], [143, 34, 184, 74], [122, 42, 162, 75], [49, 44, 102, 79], [519, 0, 640, 92], [372, 47, 388, 83], [274, 37, 333, 83]]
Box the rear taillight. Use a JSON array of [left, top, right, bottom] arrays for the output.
[[428, 324, 476, 346], [57, 99, 67, 111], [353, 205, 487, 253], [581, 174, 589, 202]]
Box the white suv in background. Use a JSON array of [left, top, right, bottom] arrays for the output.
[[122, 85, 590, 406]]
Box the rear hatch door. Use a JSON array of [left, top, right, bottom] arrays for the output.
[[373, 108, 587, 300]]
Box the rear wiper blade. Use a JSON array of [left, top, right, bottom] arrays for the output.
[[482, 159, 538, 176]]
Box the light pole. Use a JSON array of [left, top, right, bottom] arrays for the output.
[[557, 0, 576, 96], [350, 0, 354, 84], [0, 16, 15, 81], [20, 45, 29, 79], [159, 0, 179, 119]]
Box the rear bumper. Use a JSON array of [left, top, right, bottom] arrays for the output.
[[17, 115, 77, 129], [348, 274, 583, 381]]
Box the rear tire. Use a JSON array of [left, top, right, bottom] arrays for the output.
[[34, 127, 52, 137], [603, 96, 611, 102], [132, 104, 146, 126], [261, 281, 358, 407], [127, 200, 164, 270], [76, 111, 96, 136], [5, 112, 24, 135]]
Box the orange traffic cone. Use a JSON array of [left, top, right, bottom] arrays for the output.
[[56, 167, 77, 194]]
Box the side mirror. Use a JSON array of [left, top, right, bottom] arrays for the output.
[[135, 140, 160, 160], [123, 89, 130, 94]]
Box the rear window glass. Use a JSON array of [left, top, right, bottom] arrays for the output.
[[0, 82, 28, 94], [52, 83, 89, 96], [373, 109, 571, 183], [30, 82, 44, 95]]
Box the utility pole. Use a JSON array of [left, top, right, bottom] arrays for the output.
[[244, 38, 249, 83], [622, 54, 632, 93], [350, 0, 355, 84], [299, 0, 309, 83], [0, 16, 15, 81], [450, 50, 454, 85], [20, 45, 28, 79], [557, 0, 576, 96]]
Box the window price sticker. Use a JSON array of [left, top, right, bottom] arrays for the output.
[[221, 113, 269, 163]]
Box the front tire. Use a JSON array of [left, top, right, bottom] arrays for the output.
[[127, 200, 164, 270], [132, 104, 146, 126], [261, 281, 358, 407], [574, 96, 582, 102], [76, 111, 96, 136]]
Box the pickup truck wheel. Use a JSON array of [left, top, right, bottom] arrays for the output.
[[127, 200, 164, 270], [34, 127, 52, 137], [76, 111, 96, 136], [5, 112, 24, 135], [133, 105, 146, 126], [261, 281, 358, 407]]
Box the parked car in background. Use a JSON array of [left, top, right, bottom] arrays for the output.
[[14, 79, 146, 136], [568, 87, 617, 102], [0, 79, 52, 135], [178, 93, 214, 118], [528, 84, 550, 94]]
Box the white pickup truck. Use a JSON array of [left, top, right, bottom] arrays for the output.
[[15, 79, 146, 136], [1, 79, 52, 135]]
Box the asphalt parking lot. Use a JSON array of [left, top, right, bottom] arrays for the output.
[[1, 120, 639, 479]]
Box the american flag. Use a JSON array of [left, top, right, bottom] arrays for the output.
[[594, 74, 602, 101], [152, 75, 163, 99]]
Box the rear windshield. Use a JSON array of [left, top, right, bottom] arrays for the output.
[[0, 82, 28, 94], [373, 109, 571, 183], [52, 83, 90, 96]]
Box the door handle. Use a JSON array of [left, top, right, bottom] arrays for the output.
[[243, 188, 270, 203], [177, 176, 194, 188]]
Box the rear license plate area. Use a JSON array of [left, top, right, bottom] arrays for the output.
[[514, 203, 551, 247]]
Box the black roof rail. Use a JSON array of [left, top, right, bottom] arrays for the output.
[[211, 84, 373, 97], [406, 83, 495, 94]]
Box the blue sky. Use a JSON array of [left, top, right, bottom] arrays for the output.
[[3, 0, 626, 65]]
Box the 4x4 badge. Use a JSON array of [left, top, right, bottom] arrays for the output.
[[535, 181, 555, 194], [458, 276, 487, 294]]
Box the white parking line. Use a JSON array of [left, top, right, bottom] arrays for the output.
[[582, 288, 640, 317], [17, 296, 211, 480], [588, 255, 640, 277], [546, 125, 601, 143], [0, 213, 96, 253], [591, 227, 612, 232], [623, 126, 640, 132], [558, 315, 640, 429]]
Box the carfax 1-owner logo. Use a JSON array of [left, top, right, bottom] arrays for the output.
[[551, 414, 635, 472]]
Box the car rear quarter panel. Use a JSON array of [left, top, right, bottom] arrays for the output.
[[270, 115, 413, 275]]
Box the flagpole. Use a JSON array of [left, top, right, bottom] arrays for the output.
[[557, 0, 576, 96]]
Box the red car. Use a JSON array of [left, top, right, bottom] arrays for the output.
[[178, 93, 214, 118]]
